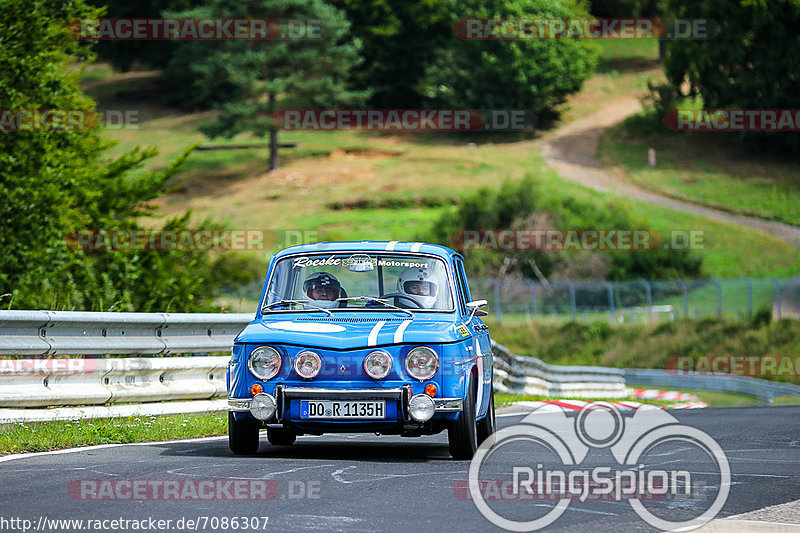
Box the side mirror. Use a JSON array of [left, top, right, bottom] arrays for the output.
[[466, 299, 489, 319]]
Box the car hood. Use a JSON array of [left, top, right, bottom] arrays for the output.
[[235, 315, 469, 350]]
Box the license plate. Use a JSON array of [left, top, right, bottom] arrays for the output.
[[300, 400, 385, 419]]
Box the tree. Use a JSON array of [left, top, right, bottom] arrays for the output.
[[166, 0, 366, 171], [0, 0, 243, 311], [664, 0, 800, 154], [328, 0, 453, 107], [86, 0, 205, 72], [421, 0, 598, 114]]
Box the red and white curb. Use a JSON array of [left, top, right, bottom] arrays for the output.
[[628, 388, 701, 402]]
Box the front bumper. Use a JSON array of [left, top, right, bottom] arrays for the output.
[[228, 385, 462, 422]]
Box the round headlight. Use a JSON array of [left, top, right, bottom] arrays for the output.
[[408, 394, 436, 422], [405, 346, 439, 381], [250, 393, 276, 421], [248, 346, 282, 380], [294, 351, 322, 379], [364, 350, 392, 379]]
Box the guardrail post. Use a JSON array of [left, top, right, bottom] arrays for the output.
[[640, 279, 653, 322], [566, 279, 576, 321], [603, 280, 614, 324], [711, 277, 722, 318], [677, 279, 688, 319], [528, 279, 538, 318], [742, 277, 753, 319], [771, 277, 782, 319], [493, 278, 502, 323]]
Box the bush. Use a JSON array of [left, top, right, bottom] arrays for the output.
[[422, 0, 598, 113], [428, 175, 703, 281]]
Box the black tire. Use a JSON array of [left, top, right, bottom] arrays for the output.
[[448, 376, 478, 459], [476, 386, 496, 446], [228, 412, 260, 455], [267, 428, 297, 446]]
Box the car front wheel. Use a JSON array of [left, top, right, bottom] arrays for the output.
[[448, 376, 478, 459], [228, 412, 260, 455]]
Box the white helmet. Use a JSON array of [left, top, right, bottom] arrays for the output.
[[303, 272, 342, 309], [397, 267, 438, 309]]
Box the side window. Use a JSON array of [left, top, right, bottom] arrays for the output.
[[452, 259, 468, 315]]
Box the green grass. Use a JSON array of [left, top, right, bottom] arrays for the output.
[[496, 389, 762, 408], [600, 111, 800, 226], [0, 411, 227, 455]]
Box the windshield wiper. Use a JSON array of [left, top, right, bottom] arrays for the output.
[[336, 296, 414, 317], [262, 299, 333, 316]]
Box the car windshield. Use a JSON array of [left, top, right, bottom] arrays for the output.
[[262, 253, 454, 312]]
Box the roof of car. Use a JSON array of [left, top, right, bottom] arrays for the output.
[[272, 241, 459, 260]]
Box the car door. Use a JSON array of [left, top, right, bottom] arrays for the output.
[[453, 257, 492, 418]]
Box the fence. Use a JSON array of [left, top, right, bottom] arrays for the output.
[[472, 276, 800, 324]]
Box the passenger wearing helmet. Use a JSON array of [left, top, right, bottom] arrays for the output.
[[303, 272, 345, 309], [397, 267, 438, 309]]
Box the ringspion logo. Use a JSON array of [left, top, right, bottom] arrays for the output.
[[465, 402, 729, 531]]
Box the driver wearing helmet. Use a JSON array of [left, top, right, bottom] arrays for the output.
[[397, 267, 438, 309], [303, 272, 345, 309]]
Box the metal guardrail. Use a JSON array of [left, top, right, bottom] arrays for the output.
[[0, 310, 253, 356], [624, 369, 800, 402], [1, 311, 798, 422], [0, 356, 229, 408], [491, 341, 628, 398]]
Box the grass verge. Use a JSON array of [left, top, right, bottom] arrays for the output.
[[497, 389, 768, 409], [0, 411, 227, 456]]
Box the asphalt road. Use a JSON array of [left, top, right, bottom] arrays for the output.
[[1, 406, 799, 533]]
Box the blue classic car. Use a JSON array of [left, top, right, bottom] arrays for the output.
[[227, 241, 495, 459]]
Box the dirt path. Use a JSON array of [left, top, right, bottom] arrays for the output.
[[541, 96, 800, 252]]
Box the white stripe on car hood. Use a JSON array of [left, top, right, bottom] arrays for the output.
[[410, 242, 422, 252], [368, 320, 386, 346], [385, 241, 399, 251], [393, 320, 413, 343]]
